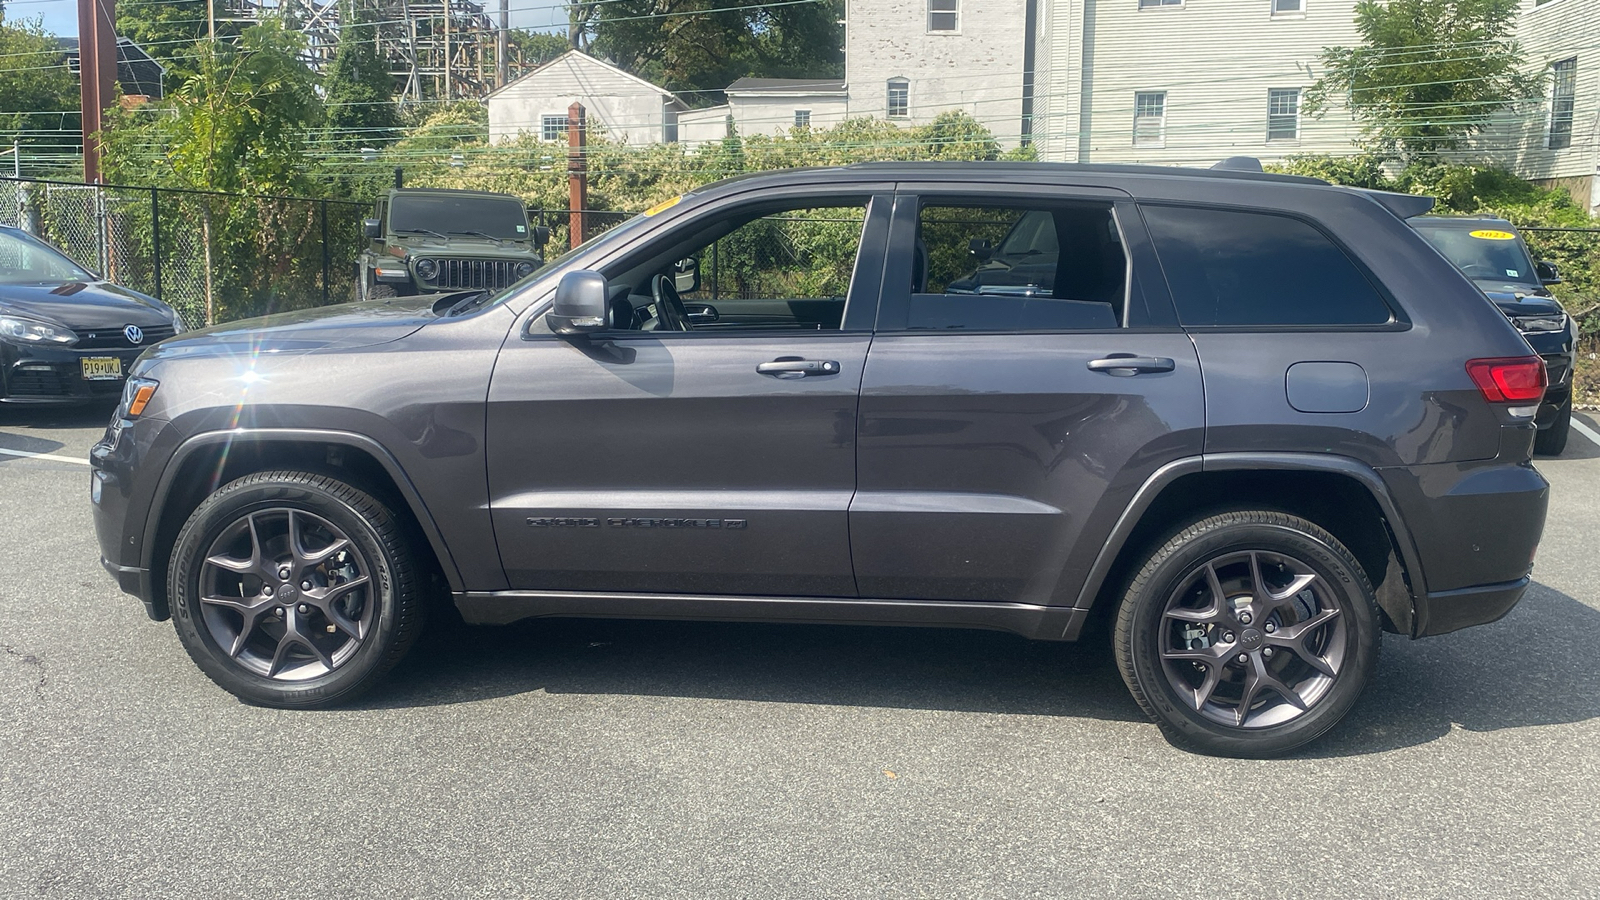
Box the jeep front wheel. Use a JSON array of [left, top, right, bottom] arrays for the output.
[[1114, 511, 1380, 757], [167, 470, 425, 708]]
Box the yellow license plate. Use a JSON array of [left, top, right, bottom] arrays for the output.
[[80, 357, 123, 381]]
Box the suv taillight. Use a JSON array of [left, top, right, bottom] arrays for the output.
[[1465, 356, 1546, 404]]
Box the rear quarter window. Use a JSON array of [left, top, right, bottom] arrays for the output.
[[1141, 205, 1393, 327]]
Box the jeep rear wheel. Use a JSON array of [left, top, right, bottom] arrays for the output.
[[1534, 397, 1571, 456], [1114, 511, 1380, 757], [167, 471, 425, 708]]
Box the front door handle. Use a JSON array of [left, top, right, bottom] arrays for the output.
[[1087, 355, 1175, 376], [757, 358, 841, 378]]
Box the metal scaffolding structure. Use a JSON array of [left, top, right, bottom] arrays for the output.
[[215, 0, 540, 102]]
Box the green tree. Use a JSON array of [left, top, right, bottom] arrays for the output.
[[508, 30, 569, 71], [1305, 0, 1542, 157], [581, 0, 843, 102], [116, 0, 240, 82], [323, 0, 398, 149], [0, 19, 78, 149]]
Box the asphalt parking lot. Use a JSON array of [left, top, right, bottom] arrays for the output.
[[1, 403, 1598, 899]]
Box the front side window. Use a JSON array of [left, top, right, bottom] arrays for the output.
[[928, 0, 959, 31], [1550, 58, 1576, 150], [594, 201, 870, 333], [890, 203, 1127, 332], [1141, 205, 1392, 327], [888, 79, 910, 118], [1267, 88, 1300, 140], [541, 115, 568, 142], [1134, 91, 1166, 147]]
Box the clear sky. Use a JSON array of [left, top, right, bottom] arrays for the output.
[[10, 0, 568, 40]]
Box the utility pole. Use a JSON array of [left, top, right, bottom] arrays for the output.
[[76, 0, 116, 183], [206, 0, 215, 40], [442, 0, 451, 100], [496, 0, 508, 87], [567, 102, 585, 249]]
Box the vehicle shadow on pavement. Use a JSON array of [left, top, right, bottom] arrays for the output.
[[0, 402, 115, 456], [1305, 580, 1600, 758], [369, 613, 1147, 723]]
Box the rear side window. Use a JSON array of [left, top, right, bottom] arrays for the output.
[[1141, 205, 1393, 327]]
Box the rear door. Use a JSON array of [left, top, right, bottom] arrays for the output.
[[849, 187, 1205, 607]]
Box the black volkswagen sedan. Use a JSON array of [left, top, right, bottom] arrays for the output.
[[0, 225, 185, 403]]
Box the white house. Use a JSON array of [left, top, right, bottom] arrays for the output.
[[485, 50, 685, 146], [676, 78, 850, 146], [1030, 0, 1364, 165], [843, 0, 1031, 144]]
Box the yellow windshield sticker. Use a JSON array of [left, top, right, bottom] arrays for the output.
[[1469, 229, 1516, 241], [644, 195, 682, 217]]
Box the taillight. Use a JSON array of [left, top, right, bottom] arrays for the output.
[[1465, 357, 1546, 403]]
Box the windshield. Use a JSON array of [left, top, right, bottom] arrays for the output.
[[1413, 222, 1539, 286], [389, 194, 530, 241], [0, 230, 95, 284]]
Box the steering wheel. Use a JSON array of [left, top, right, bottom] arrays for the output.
[[650, 273, 693, 332]]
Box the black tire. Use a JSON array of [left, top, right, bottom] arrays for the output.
[[1114, 510, 1380, 758], [168, 470, 425, 708], [366, 282, 399, 300], [1534, 397, 1571, 456]]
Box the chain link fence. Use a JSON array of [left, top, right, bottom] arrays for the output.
[[0, 177, 368, 329]]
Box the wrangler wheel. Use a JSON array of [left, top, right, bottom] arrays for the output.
[[1114, 510, 1380, 757]]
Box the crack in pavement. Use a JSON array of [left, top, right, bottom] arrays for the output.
[[2, 643, 48, 701]]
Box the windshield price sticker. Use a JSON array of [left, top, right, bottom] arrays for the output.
[[1469, 229, 1516, 241]]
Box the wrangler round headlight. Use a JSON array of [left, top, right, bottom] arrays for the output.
[[515, 261, 537, 279], [415, 258, 438, 281]]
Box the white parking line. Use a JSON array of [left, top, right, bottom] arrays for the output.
[[1573, 414, 1600, 449], [0, 446, 91, 466]]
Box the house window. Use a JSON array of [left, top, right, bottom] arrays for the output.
[[1271, 0, 1303, 13], [888, 79, 909, 118], [794, 109, 811, 128], [1267, 88, 1300, 140], [541, 115, 568, 142], [1133, 91, 1166, 147], [928, 0, 959, 31], [1550, 58, 1576, 150], [1139, 0, 1182, 8]]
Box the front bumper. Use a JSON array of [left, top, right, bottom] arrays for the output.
[[1, 340, 145, 403], [99, 556, 162, 620]]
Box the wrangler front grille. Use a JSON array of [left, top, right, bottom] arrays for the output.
[[427, 259, 522, 291]]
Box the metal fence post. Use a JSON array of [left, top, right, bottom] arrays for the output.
[[320, 199, 330, 306], [150, 186, 162, 301]]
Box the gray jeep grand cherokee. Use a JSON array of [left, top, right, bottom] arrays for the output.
[[92, 161, 1550, 757]]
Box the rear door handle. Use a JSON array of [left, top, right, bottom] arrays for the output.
[[757, 358, 841, 378], [1087, 355, 1175, 376]]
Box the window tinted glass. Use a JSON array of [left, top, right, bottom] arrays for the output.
[[1142, 205, 1391, 327], [895, 204, 1125, 332]]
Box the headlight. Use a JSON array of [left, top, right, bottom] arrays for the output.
[[0, 315, 77, 345], [415, 258, 438, 281], [120, 376, 160, 418], [1513, 314, 1567, 333], [515, 261, 537, 279]]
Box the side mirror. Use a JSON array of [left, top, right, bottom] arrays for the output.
[[969, 238, 993, 262], [548, 270, 609, 335], [363, 218, 381, 240], [532, 225, 551, 249], [1536, 260, 1562, 285], [674, 257, 700, 294]]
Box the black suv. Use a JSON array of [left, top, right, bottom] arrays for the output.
[[92, 161, 1550, 757], [1411, 215, 1578, 454]]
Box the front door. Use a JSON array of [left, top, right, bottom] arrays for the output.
[[486, 193, 890, 597], [849, 191, 1206, 606]]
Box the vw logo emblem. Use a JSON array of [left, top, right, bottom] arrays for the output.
[[123, 324, 144, 345]]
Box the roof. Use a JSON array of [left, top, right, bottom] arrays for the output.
[[58, 36, 166, 98], [387, 187, 527, 200], [483, 49, 677, 102], [725, 77, 847, 95]]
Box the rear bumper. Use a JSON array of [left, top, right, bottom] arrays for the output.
[[1418, 577, 1529, 637]]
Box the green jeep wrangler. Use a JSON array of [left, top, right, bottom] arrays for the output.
[[357, 188, 550, 300]]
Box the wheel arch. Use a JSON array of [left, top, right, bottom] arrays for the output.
[[1075, 453, 1427, 638], [141, 429, 462, 620]]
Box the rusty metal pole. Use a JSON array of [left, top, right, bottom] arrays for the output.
[[567, 102, 586, 249], [77, 0, 117, 183]]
